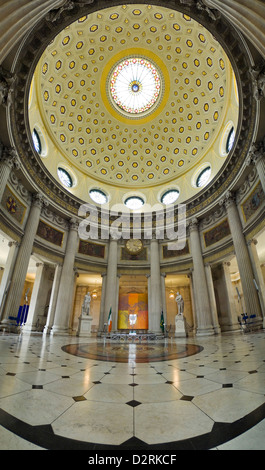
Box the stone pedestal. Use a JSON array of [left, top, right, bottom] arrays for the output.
[[175, 315, 186, 337], [77, 315, 93, 337]]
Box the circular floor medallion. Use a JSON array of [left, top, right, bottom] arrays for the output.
[[62, 341, 203, 363]]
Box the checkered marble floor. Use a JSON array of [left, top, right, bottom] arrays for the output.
[[0, 330, 265, 450]]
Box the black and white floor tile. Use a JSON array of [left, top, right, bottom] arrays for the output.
[[0, 330, 265, 451]]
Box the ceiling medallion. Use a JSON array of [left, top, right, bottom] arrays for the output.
[[110, 57, 161, 116]]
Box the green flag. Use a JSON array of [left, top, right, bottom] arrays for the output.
[[160, 310, 164, 332]]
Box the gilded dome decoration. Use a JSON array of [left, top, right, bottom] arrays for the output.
[[27, 3, 240, 208]]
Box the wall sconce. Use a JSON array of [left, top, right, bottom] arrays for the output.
[[169, 290, 175, 299]]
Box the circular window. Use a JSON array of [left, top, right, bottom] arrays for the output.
[[32, 129, 42, 154], [161, 189, 180, 205], [226, 127, 235, 154], [57, 167, 73, 188], [110, 57, 161, 115], [89, 189, 108, 205], [124, 196, 145, 210], [196, 166, 211, 188]]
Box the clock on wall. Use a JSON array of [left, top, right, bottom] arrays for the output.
[[125, 239, 143, 255]]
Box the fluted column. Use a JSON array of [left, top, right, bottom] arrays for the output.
[[221, 261, 240, 331], [98, 272, 107, 334], [189, 219, 215, 336], [43, 263, 62, 334], [149, 238, 162, 333], [23, 262, 45, 332], [161, 273, 167, 327], [223, 192, 262, 322], [248, 239, 265, 326], [0, 147, 20, 201], [0, 241, 19, 320], [204, 264, 221, 334], [103, 237, 118, 330], [1, 193, 47, 324], [51, 218, 79, 335]]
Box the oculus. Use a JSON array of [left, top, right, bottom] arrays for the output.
[[32, 128, 41, 154], [57, 167, 73, 188], [196, 166, 211, 188], [124, 196, 145, 210], [110, 57, 161, 115], [89, 188, 108, 204], [161, 189, 180, 205]]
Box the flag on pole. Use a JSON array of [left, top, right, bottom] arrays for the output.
[[107, 307, 112, 332], [160, 310, 164, 332]]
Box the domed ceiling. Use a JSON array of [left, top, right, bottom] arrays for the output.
[[28, 3, 239, 209]]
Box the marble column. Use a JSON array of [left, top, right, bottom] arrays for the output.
[[23, 262, 45, 332], [221, 261, 240, 331], [103, 237, 118, 331], [98, 272, 107, 334], [51, 218, 79, 335], [161, 273, 167, 327], [223, 192, 262, 322], [189, 219, 215, 336], [146, 273, 151, 330], [248, 239, 265, 326], [204, 264, 221, 334], [43, 263, 62, 334], [1, 193, 47, 325], [0, 147, 20, 201], [149, 238, 162, 333], [114, 274, 121, 331], [0, 241, 19, 320]]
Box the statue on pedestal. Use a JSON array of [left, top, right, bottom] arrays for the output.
[[175, 292, 186, 337], [82, 292, 91, 316], [175, 292, 184, 316]]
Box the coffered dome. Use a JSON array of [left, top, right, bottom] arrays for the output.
[[28, 3, 239, 208]]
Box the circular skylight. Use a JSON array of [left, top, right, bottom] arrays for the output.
[[110, 57, 161, 115], [161, 189, 180, 205], [196, 167, 211, 188], [57, 167, 73, 188], [89, 189, 108, 204], [124, 196, 144, 210]]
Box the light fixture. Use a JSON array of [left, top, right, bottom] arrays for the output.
[[91, 291, 97, 300], [169, 290, 175, 299]]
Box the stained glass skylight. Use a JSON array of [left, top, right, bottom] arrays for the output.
[[110, 57, 161, 115]]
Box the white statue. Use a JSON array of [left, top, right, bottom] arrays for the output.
[[82, 292, 91, 316], [175, 292, 184, 316]]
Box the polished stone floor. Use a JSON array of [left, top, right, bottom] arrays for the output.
[[0, 330, 265, 450]]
